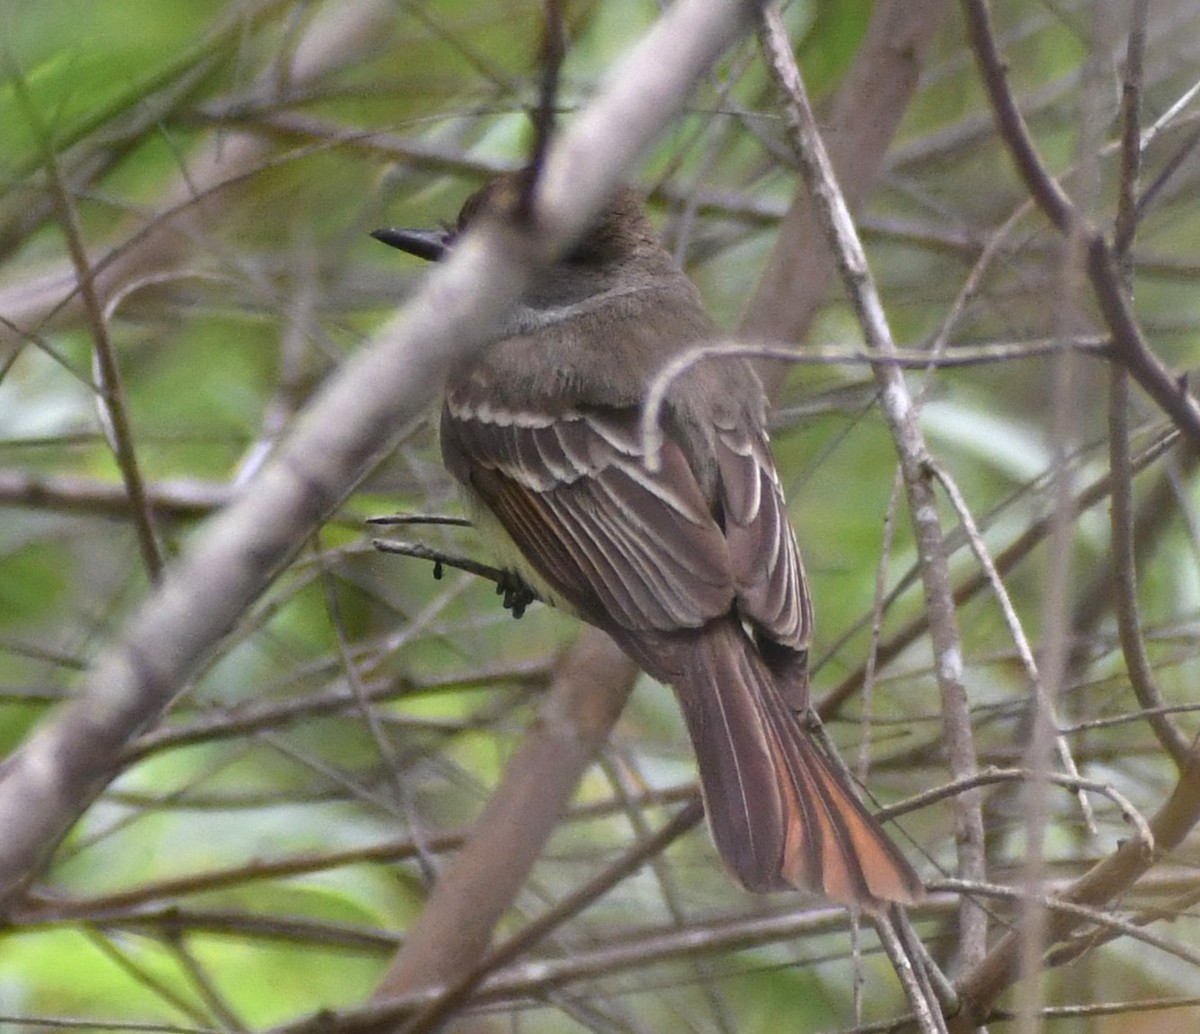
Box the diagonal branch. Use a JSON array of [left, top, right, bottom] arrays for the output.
[[961, 0, 1200, 445], [759, 2, 987, 973], [370, 629, 638, 1003], [0, 0, 766, 912], [740, 0, 951, 390], [950, 741, 1200, 1029], [4, 55, 164, 582], [1106, 0, 1191, 770], [371, 0, 954, 1017]]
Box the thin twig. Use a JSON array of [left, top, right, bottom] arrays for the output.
[[961, 0, 1200, 444], [3, 53, 164, 581], [927, 460, 1095, 833], [640, 337, 1110, 464], [873, 910, 947, 1034], [1106, 0, 1190, 771], [272, 894, 930, 1034], [877, 767, 1154, 852], [950, 737, 1200, 1029], [522, 0, 567, 212], [759, 1, 987, 970], [934, 877, 1200, 970], [367, 513, 472, 527], [818, 425, 1180, 719], [858, 470, 902, 785], [372, 538, 506, 589], [0, 469, 236, 519]]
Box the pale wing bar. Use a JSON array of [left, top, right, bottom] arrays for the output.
[[445, 399, 736, 632]]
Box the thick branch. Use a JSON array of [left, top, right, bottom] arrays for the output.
[[0, 0, 765, 912], [371, 631, 637, 999]]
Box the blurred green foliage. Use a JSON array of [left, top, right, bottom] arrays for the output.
[[2, 1, 1200, 1032]]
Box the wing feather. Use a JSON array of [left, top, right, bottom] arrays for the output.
[[444, 376, 810, 648], [715, 424, 810, 649], [445, 397, 734, 632]]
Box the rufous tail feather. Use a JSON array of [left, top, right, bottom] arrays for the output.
[[668, 621, 923, 907]]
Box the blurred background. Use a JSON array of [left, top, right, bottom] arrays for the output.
[[1, 1, 1199, 1031]]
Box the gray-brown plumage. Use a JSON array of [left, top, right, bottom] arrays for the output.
[[374, 173, 922, 906]]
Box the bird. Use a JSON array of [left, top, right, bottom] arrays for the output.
[[373, 171, 922, 907]]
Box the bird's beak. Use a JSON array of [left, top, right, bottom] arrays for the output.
[[370, 227, 452, 262]]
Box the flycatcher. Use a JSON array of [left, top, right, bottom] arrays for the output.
[[374, 172, 922, 907]]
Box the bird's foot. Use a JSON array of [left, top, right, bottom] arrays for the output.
[[496, 571, 537, 619]]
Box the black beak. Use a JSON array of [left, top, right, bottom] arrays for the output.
[[370, 227, 451, 262]]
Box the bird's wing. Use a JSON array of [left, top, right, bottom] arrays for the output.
[[442, 392, 735, 634], [712, 417, 811, 651], [443, 377, 811, 654]]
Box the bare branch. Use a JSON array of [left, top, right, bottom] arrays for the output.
[[950, 741, 1200, 1029], [759, 2, 987, 969], [4, 55, 164, 581], [1106, 0, 1191, 770], [0, 0, 766, 910], [962, 0, 1200, 444]]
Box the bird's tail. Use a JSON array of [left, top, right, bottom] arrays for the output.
[[667, 620, 923, 907]]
